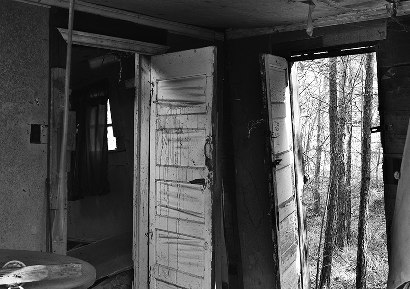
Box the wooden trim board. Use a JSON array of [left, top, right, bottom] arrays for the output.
[[14, 0, 224, 41], [133, 54, 150, 289], [58, 28, 169, 55], [49, 68, 68, 255], [227, 2, 410, 39]]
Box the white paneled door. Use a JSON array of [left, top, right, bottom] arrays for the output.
[[149, 47, 216, 289], [261, 54, 309, 289]]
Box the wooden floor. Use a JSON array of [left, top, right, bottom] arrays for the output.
[[68, 232, 133, 281]]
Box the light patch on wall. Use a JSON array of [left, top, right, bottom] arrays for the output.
[[107, 100, 117, 151]]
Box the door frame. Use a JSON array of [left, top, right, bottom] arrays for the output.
[[260, 54, 309, 289], [289, 61, 310, 289], [133, 54, 151, 289], [54, 29, 167, 289]]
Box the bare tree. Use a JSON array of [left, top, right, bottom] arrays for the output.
[[356, 52, 374, 289], [345, 87, 353, 244], [346, 54, 367, 244], [336, 59, 348, 248], [313, 79, 324, 215], [319, 57, 338, 289]]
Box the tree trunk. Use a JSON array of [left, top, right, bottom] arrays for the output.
[[304, 119, 315, 178], [345, 92, 353, 244], [356, 52, 374, 289], [375, 143, 381, 185], [319, 57, 338, 289], [336, 59, 348, 249], [313, 90, 323, 215]]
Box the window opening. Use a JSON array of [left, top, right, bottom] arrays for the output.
[[107, 99, 117, 151], [291, 45, 375, 62]]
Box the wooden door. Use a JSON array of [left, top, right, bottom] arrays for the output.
[[261, 54, 309, 289], [149, 47, 217, 289]]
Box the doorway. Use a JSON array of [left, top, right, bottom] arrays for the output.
[[49, 34, 219, 288], [294, 52, 386, 288], [67, 46, 135, 244], [63, 44, 136, 288]]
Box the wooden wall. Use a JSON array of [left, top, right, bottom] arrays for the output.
[[226, 36, 278, 289], [376, 16, 410, 260], [0, 1, 49, 251]]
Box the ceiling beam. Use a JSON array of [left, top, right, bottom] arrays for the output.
[[226, 2, 410, 40], [13, 0, 224, 41], [58, 28, 170, 54]]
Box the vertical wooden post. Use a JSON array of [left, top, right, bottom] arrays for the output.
[[133, 54, 150, 289], [52, 0, 75, 255]]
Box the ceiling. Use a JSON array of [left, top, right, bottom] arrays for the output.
[[82, 0, 386, 29]]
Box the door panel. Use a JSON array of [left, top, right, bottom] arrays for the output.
[[149, 47, 216, 289], [290, 62, 310, 289], [261, 54, 309, 289]]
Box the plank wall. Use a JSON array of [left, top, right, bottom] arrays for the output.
[[226, 36, 278, 289], [377, 16, 410, 261]]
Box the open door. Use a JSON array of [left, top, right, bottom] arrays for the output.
[[148, 47, 217, 289], [261, 54, 309, 289]]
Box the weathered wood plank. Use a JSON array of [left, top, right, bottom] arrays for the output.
[[133, 54, 151, 289], [290, 62, 310, 289], [66, 111, 76, 151], [15, 0, 223, 41], [383, 111, 410, 136], [384, 134, 406, 155], [49, 68, 67, 255], [58, 28, 169, 55], [261, 54, 305, 289], [387, 122, 410, 288], [227, 12, 388, 40]]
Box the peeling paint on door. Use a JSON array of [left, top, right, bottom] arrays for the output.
[[149, 47, 216, 289]]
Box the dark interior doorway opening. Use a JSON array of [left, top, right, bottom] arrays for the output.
[[63, 44, 136, 288]]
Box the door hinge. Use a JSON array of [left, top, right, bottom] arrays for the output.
[[145, 230, 153, 240], [149, 81, 155, 105]]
